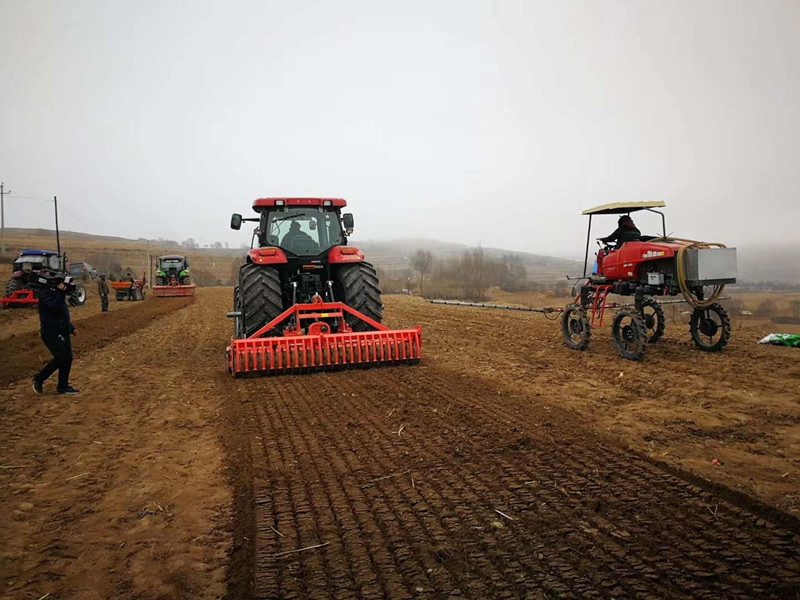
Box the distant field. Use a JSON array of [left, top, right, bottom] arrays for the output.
[[1, 230, 241, 285]]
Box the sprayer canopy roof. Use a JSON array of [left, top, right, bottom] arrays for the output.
[[582, 201, 666, 216]]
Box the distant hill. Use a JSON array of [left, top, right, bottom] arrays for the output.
[[355, 238, 582, 282], [2, 228, 797, 286]]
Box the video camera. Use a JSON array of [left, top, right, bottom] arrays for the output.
[[30, 271, 77, 294]]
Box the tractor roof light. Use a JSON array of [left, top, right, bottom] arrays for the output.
[[274, 200, 285, 206], [323, 200, 332, 207]]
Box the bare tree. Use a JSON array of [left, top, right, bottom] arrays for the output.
[[790, 299, 800, 319], [410, 249, 434, 296], [757, 299, 776, 318]]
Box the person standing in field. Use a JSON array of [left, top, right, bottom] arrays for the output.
[[32, 277, 79, 395], [98, 274, 110, 312]]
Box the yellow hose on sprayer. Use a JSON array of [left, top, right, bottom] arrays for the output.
[[660, 238, 727, 310]]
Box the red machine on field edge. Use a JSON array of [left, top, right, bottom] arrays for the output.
[[562, 201, 737, 360], [226, 197, 422, 376]]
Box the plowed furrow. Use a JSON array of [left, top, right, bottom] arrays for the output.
[[242, 364, 799, 599], [317, 373, 658, 600]]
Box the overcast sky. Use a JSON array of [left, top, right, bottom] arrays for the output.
[[1, 0, 798, 258]]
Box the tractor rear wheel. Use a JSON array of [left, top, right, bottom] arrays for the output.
[[561, 304, 591, 350], [690, 303, 730, 352], [5, 278, 22, 298], [612, 310, 647, 361], [239, 263, 283, 338], [69, 284, 86, 307], [336, 262, 383, 331], [639, 297, 666, 343], [181, 276, 191, 285]]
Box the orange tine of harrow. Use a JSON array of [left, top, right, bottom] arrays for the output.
[[229, 328, 422, 376]]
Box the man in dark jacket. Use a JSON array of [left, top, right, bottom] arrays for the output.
[[98, 274, 110, 312], [602, 215, 641, 248], [32, 279, 79, 395]]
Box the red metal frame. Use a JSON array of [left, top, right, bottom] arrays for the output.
[[587, 284, 613, 327], [0, 290, 38, 308], [227, 299, 422, 376]]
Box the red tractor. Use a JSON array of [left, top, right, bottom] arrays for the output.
[[562, 201, 736, 360], [227, 198, 421, 375]]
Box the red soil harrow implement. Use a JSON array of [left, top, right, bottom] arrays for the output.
[[227, 299, 422, 376], [0, 290, 38, 308]]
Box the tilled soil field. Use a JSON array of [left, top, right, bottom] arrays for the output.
[[1, 288, 798, 599]]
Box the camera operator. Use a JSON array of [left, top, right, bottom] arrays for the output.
[[32, 275, 80, 395]]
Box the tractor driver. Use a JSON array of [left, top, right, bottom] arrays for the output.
[[601, 215, 641, 249], [281, 221, 315, 253]]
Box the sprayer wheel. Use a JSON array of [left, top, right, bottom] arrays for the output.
[[639, 297, 666, 343], [240, 263, 283, 338], [612, 310, 647, 361], [336, 262, 383, 332], [562, 304, 591, 350], [689, 302, 730, 352]]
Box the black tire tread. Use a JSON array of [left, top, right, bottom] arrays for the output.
[[640, 297, 666, 343], [562, 304, 591, 351], [5, 278, 22, 298], [68, 284, 86, 307], [612, 310, 647, 361], [240, 263, 283, 338], [689, 302, 731, 352], [336, 262, 383, 331]]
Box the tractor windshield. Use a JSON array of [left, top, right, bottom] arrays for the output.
[[159, 258, 184, 270], [14, 255, 59, 271], [264, 207, 344, 255]]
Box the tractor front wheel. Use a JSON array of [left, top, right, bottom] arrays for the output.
[[639, 297, 666, 343], [690, 303, 730, 352], [336, 262, 383, 331], [69, 284, 87, 307], [239, 263, 283, 338], [612, 310, 647, 361], [562, 304, 591, 350]]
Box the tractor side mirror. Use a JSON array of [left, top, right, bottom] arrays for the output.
[[231, 213, 243, 230], [342, 213, 354, 231]]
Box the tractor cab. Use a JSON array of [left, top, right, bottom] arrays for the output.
[[232, 198, 354, 257], [13, 250, 62, 275], [231, 198, 361, 306]]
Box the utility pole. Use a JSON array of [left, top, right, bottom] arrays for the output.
[[54, 195, 62, 265], [0, 182, 10, 256]]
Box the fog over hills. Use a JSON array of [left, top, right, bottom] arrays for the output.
[[3, 228, 797, 285]]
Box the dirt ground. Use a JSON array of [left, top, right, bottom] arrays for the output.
[[0, 288, 798, 599]]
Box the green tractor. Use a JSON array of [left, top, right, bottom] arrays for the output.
[[155, 255, 191, 286], [153, 255, 196, 297]]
